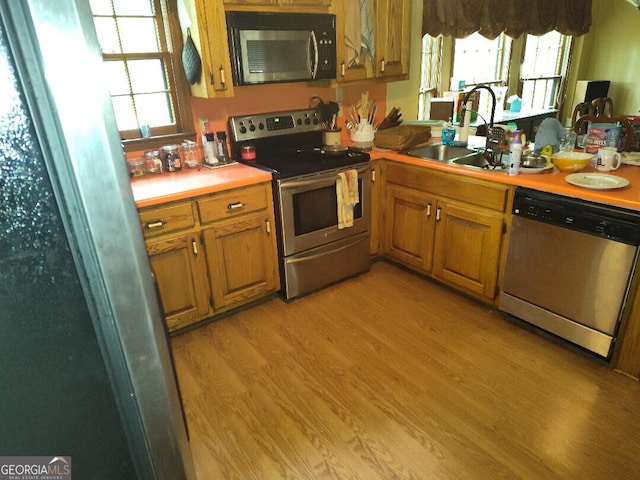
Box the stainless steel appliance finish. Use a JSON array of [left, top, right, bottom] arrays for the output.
[[226, 11, 336, 86], [229, 108, 371, 300], [500, 188, 640, 359]]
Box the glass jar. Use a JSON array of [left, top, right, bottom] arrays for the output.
[[144, 150, 162, 174], [127, 158, 145, 177], [181, 140, 200, 168], [161, 144, 181, 172], [560, 127, 577, 152]]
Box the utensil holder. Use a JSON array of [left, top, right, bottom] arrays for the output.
[[349, 123, 375, 143]]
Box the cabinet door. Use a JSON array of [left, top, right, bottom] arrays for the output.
[[146, 233, 211, 331], [374, 0, 410, 79], [432, 201, 504, 299], [184, 0, 233, 98], [384, 184, 436, 272], [335, 0, 373, 82], [202, 212, 279, 310]]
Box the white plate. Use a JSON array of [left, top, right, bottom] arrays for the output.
[[565, 173, 630, 190], [519, 164, 554, 174]]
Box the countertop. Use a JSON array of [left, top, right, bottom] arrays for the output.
[[371, 147, 640, 211], [129, 141, 640, 212], [130, 162, 272, 208]]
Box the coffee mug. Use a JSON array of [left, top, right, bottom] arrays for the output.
[[596, 147, 621, 171]]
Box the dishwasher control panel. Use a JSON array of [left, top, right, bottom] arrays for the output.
[[513, 188, 640, 245]]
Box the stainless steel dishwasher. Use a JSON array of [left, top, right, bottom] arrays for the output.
[[500, 187, 640, 359]]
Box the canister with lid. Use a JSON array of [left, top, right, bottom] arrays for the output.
[[161, 144, 182, 172], [144, 149, 163, 174]]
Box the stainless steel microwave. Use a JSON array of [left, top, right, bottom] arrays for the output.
[[226, 11, 336, 86]]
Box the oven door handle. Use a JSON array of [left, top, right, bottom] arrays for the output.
[[281, 168, 370, 190]]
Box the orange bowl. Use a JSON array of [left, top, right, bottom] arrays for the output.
[[551, 151, 593, 172]]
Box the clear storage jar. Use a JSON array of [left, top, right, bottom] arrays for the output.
[[161, 144, 181, 172]]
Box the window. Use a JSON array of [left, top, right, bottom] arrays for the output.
[[420, 31, 572, 120], [520, 31, 572, 111], [90, 0, 192, 144], [452, 33, 511, 89]]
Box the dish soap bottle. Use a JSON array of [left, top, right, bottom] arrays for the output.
[[441, 118, 456, 146], [507, 130, 523, 176]]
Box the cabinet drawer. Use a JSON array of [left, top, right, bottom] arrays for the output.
[[198, 183, 269, 224], [139, 202, 195, 237]]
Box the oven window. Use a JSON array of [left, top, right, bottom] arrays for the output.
[[292, 180, 363, 236]]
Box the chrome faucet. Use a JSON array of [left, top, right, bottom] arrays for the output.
[[459, 85, 504, 167]]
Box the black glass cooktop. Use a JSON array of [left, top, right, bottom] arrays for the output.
[[249, 147, 370, 179]]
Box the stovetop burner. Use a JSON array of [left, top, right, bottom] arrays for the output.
[[228, 108, 370, 179]]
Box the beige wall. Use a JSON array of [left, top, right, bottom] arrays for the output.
[[390, 0, 640, 122], [578, 0, 640, 116]]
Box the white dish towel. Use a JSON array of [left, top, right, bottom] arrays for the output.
[[337, 169, 359, 229]]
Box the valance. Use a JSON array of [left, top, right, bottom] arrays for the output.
[[422, 0, 592, 39]]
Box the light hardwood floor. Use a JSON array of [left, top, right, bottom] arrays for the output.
[[172, 261, 640, 480]]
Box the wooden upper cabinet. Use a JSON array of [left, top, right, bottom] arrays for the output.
[[182, 0, 234, 98], [335, 0, 411, 83], [374, 0, 411, 79]]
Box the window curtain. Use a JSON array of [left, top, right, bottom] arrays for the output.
[[422, 0, 592, 39]]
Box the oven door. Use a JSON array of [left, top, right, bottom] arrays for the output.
[[278, 164, 371, 256]]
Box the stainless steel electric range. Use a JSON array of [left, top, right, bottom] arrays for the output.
[[228, 108, 371, 300]]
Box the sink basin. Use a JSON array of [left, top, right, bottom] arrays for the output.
[[404, 144, 477, 162], [451, 153, 493, 169]]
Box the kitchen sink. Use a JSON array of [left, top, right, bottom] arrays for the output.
[[451, 153, 493, 169], [403, 143, 505, 171], [404, 144, 477, 162]]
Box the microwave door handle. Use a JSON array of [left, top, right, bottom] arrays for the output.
[[309, 31, 318, 79]]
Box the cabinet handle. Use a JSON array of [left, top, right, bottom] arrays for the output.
[[426, 203, 432, 217], [209, 71, 214, 86], [380, 58, 385, 73], [371, 170, 376, 183], [227, 202, 245, 211], [145, 220, 164, 230], [265, 219, 271, 235], [341, 62, 345, 77], [436, 207, 442, 221], [192, 240, 198, 256], [219, 66, 226, 87]]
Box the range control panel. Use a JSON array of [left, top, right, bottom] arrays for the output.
[[228, 108, 322, 143]]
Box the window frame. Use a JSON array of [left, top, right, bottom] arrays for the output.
[[420, 31, 573, 121], [91, 0, 194, 152]]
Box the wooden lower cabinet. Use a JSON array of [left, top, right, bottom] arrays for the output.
[[139, 182, 279, 331], [145, 232, 210, 331], [432, 200, 504, 299], [202, 211, 278, 311], [384, 184, 435, 271], [383, 161, 511, 302]]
